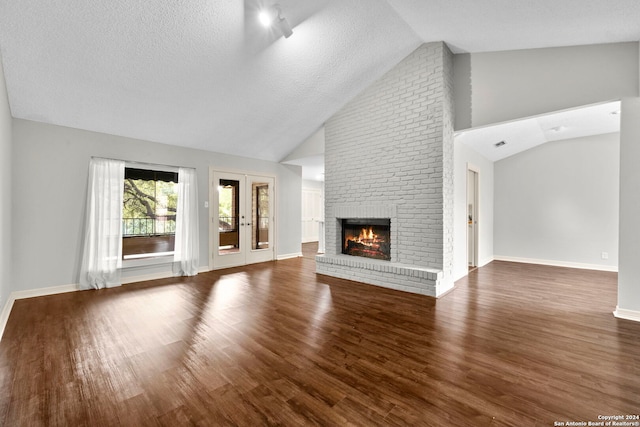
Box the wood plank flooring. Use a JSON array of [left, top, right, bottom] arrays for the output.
[[1, 247, 639, 426]]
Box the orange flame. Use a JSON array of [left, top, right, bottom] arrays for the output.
[[358, 227, 376, 242]]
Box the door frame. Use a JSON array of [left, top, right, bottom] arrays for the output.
[[467, 163, 480, 269], [209, 167, 277, 270]]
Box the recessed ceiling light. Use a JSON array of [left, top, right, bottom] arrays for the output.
[[494, 141, 506, 147]]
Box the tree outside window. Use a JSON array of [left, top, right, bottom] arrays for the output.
[[122, 168, 178, 259]]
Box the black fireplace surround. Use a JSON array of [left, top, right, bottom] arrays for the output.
[[341, 218, 391, 261]]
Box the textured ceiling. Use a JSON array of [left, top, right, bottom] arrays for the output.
[[387, 0, 640, 53], [456, 101, 621, 162], [0, 1, 638, 162]]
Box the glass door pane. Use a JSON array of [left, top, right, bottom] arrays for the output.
[[218, 178, 240, 255], [251, 182, 270, 250]]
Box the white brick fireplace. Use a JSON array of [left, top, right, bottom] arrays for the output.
[[316, 42, 455, 297]]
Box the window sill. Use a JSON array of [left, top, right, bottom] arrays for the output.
[[122, 254, 174, 269]]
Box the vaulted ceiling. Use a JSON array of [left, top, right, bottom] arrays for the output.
[[0, 0, 638, 162], [456, 101, 622, 162]]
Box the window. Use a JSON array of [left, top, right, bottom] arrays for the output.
[[122, 167, 178, 260]]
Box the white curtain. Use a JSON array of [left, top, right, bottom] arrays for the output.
[[79, 158, 125, 289], [173, 167, 200, 276]]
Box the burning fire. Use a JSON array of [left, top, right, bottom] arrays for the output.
[[344, 227, 380, 248], [358, 227, 376, 244], [343, 223, 390, 260]]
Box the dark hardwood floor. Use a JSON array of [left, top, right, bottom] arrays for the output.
[[302, 241, 319, 259], [1, 248, 639, 426]]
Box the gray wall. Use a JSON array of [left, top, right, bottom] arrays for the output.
[[0, 56, 11, 306], [495, 133, 620, 269], [469, 42, 639, 127], [281, 127, 325, 162], [618, 97, 640, 313], [452, 53, 471, 131], [11, 119, 302, 292]]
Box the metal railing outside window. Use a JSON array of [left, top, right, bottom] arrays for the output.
[[123, 217, 176, 237], [218, 216, 239, 232]]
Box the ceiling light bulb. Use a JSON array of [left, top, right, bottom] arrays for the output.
[[259, 10, 274, 27], [258, 4, 293, 38]]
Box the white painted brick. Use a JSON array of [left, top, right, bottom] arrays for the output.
[[321, 42, 454, 296]]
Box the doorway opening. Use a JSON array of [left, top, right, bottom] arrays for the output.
[[467, 166, 479, 271]]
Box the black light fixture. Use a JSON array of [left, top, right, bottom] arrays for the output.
[[258, 4, 293, 38]]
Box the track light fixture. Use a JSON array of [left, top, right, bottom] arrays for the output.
[[258, 4, 293, 38]]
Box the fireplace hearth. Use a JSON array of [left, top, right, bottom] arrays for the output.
[[341, 218, 391, 261]]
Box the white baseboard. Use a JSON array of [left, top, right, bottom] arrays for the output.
[[122, 265, 210, 284], [0, 267, 211, 341], [277, 252, 303, 260], [122, 271, 173, 284], [435, 282, 455, 298], [478, 257, 494, 268], [493, 255, 618, 272], [11, 283, 79, 300], [0, 283, 80, 341], [0, 299, 10, 340], [613, 306, 640, 323]]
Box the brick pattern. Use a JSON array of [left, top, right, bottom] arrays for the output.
[[318, 42, 455, 297], [316, 255, 442, 296], [441, 44, 455, 286]]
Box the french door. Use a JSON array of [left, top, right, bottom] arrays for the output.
[[210, 170, 275, 269]]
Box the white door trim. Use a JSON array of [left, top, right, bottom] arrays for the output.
[[209, 167, 277, 270], [466, 163, 480, 268]]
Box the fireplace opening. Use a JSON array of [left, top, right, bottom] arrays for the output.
[[341, 218, 391, 261]]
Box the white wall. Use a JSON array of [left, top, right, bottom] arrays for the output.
[[302, 179, 323, 190], [453, 142, 493, 281], [11, 119, 302, 292], [615, 42, 640, 317], [618, 97, 640, 315], [0, 56, 12, 307], [494, 133, 620, 270], [470, 42, 639, 127]]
